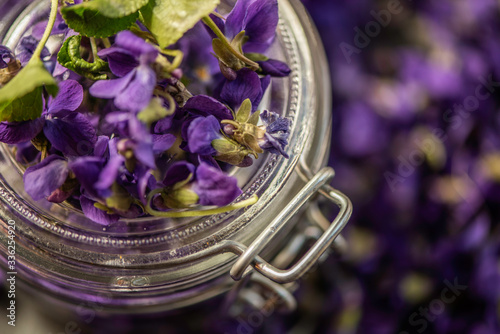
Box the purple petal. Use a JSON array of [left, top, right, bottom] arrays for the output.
[[183, 95, 233, 120], [198, 155, 221, 169], [154, 114, 175, 133], [193, 163, 242, 206], [186, 116, 221, 155], [152, 134, 176, 153], [258, 59, 291, 77], [241, 0, 279, 53], [69, 157, 106, 200], [115, 31, 158, 64], [15, 142, 39, 163], [32, 13, 67, 39], [47, 80, 84, 115], [99, 47, 139, 77], [220, 68, 262, 111], [23, 155, 69, 201], [105, 111, 132, 124], [44, 113, 97, 156], [136, 165, 153, 204], [259, 111, 290, 157], [128, 116, 151, 141], [0, 46, 16, 69], [0, 118, 44, 144], [163, 161, 196, 187], [95, 155, 125, 190], [46, 188, 74, 203], [225, 0, 252, 40], [94, 136, 110, 158], [80, 196, 120, 226], [89, 70, 134, 100], [114, 65, 156, 112], [31, 22, 47, 40], [52, 61, 69, 77], [134, 142, 156, 168]]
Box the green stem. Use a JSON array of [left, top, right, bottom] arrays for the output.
[[102, 38, 112, 49], [153, 89, 177, 115], [211, 11, 226, 21], [32, 0, 59, 61], [90, 37, 99, 62], [160, 49, 184, 72], [146, 190, 258, 218], [202, 16, 259, 71]]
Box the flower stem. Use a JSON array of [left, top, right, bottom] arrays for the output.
[[32, 0, 59, 61], [202, 16, 259, 71], [146, 190, 258, 218], [90, 37, 99, 62], [102, 38, 112, 49], [160, 49, 184, 72]]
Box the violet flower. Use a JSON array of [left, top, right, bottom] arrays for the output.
[[257, 58, 291, 77], [224, 0, 279, 54], [105, 112, 176, 169], [89, 31, 159, 112], [70, 154, 132, 225], [159, 161, 242, 208], [209, 0, 290, 77], [184, 115, 223, 156], [0, 45, 16, 69], [259, 110, 290, 158], [193, 163, 242, 206]]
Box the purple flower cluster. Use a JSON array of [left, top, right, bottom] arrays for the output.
[[0, 0, 291, 225]]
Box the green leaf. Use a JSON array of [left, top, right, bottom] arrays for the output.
[[247, 109, 261, 126], [61, 3, 139, 38], [0, 61, 58, 122], [57, 35, 109, 80], [235, 99, 252, 123], [140, 0, 220, 48], [90, 0, 149, 18], [245, 53, 269, 62], [212, 38, 244, 70]]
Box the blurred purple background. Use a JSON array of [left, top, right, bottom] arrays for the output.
[[292, 0, 500, 333]]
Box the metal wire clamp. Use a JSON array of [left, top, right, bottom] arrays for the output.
[[228, 161, 353, 284]]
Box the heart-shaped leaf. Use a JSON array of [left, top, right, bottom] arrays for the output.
[[0, 61, 58, 122], [140, 0, 220, 49]]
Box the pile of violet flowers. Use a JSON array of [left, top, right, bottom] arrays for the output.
[[0, 0, 291, 225]]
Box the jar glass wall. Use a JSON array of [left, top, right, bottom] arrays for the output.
[[0, 0, 332, 314]]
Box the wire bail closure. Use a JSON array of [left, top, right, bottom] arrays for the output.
[[228, 160, 353, 284]]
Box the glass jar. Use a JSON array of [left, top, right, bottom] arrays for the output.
[[0, 0, 351, 319]]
